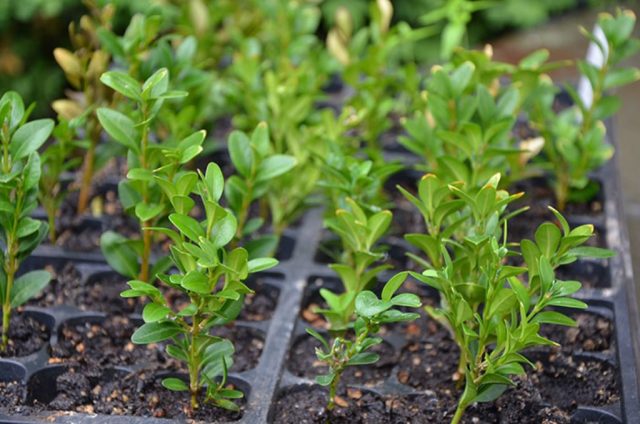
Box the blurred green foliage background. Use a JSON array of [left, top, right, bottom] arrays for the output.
[[0, 0, 619, 118]]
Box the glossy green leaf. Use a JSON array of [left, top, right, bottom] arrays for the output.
[[100, 71, 141, 100], [100, 231, 139, 279], [162, 377, 188, 392], [131, 321, 182, 344], [97, 108, 138, 152], [10, 270, 51, 307], [142, 303, 171, 322], [10, 119, 53, 160], [256, 155, 297, 182]]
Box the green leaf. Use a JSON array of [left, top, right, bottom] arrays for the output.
[[142, 303, 171, 322], [473, 384, 508, 403], [16, 217, 40, 238], [135, 203, 164, 221], [162, 377, 188, 392], [127, 168, 153, 181], [10, 119, 54, 160], [316, 373, 335, 386], [101, 71, 141, 100], [256, 155, 297, 182], [142, 68, 169, 99], [347, 351, 380, 366], [390, 293, 421, 308], [169, 213, 203, 241], [306, 328, 329, 351], [247, 257, 278, 273], [545, 297, 587, 309], [355, 291, 391, 318], [100, 231, 139, 278], [131, 321, 182, 344], [604, 67, 640, 90], [568, 247, 615, 259], [532, 311, 576, 326], [97, 108, 138, 152], [182, 270, 210, 294], [228, 130, 253, 177], [202, 162, 224, 201], [535, 223, 562, 258], [381, 272, 408, 302], [10, 270, 51, 307]]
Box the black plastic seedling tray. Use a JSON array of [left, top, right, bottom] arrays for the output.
[[1, 140, 639, 423]]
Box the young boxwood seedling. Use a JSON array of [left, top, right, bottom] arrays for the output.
[[0, 92, 53, 352], [308, 272, 420, 411], [308, 199, 420, 410], [399, 60, 524, 188], [318, 199, 394, 330], [411, 186, 613, 422], [38, 119, 82, 244], [530, 9, 640, 210], [97, 67, 201, 283], [225, 123, 297, 257], [398, 173, 526, 270], [124, 163, 278, 412]]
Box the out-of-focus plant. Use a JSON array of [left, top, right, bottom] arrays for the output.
[[52, 2, 114, 214], [0, 92, 53, 352], [530, 10, 640, 210], [225, 123, 297, 256], [327, 1, 433, 161], [38, 119, 82, 243], [419, 0, 496, 60]]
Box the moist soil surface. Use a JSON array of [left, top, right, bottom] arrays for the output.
[[50, 315, 170, 369], [29, 263, 143, 314], [287, 334, 396, 386], [3, 368, 244, 421], [212, 325, 264, 372], [0, 313, 50, 357], [239, 278, 278, 321], [0, 380, 25, 411], [538, 311, 614, 356], [271, 385, 387, 424]]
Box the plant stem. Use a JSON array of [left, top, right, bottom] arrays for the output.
[[1, 266, 15, 352], [327, 371, 341, 411], [137, 110, 152, 282], [46, 205, 57, 244], [450, 401, 468, 424], [139, 222, 152, 282], [77, 138, 96, 214], [188, 315, 201, 411]]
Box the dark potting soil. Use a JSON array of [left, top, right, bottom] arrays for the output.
[[526, 351, 620, 409], [239, 279, 278, 321], [0, 313, 50, 357], [287, 334, 396, 386], [212, 325, 264, 372], [555, 259, 610, 289], [0, 380, 25, 411], [50, 315, 169, 369], [395, 317, 460, 393], [538, 311, 614, 356], [388, 377, 572, 424], [30, 263, 143, 314], [13, 368, 244, 421], [271, 385, 387, 424], [508, 178, 606, 247]]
